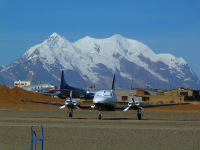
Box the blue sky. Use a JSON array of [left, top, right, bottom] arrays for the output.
[[0, 0, 200, 79]]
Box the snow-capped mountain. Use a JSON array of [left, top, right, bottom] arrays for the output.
[[0, 33, 199, 89]]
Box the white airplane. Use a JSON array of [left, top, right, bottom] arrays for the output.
[[20, 75, 190, 120], [91, 75, 117, 119]]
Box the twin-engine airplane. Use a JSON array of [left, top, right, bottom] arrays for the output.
[[20, 74, 190, 120]]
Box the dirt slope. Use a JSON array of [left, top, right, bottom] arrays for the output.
[[0, 85, 64, 109]]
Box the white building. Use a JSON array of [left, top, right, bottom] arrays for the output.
[[14, 81, 31, 87]]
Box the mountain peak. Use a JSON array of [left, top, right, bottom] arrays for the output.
[[112, 34, 124, 38], [45, 32, 63, 44], [110, 34, 126, 40], [50, 32, 60, 37], [81, 35, 94, 40]]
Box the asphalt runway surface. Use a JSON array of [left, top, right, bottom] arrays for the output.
[[0, 108, 200, 150]]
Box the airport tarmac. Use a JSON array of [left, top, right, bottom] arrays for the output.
[[1, 85, 200, 149], [0, 108, 200, 150]]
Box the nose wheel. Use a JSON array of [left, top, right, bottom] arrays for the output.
[[69, 112, 73, 118], [98, 111, 102, 120]]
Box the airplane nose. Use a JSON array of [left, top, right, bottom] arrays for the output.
[[93, 98, 98, 103], [93, 97, 104, 103]]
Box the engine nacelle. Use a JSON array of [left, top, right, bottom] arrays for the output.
[[128, 101, 142, 107], [135, 101, 142, 106], [65, 99, 80, 106]]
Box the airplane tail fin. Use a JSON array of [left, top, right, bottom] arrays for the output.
[[111, 75, 115, 92], [60, 70, 69, 89]]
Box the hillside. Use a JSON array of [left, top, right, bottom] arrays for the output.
[[0, 85, 64, 109]]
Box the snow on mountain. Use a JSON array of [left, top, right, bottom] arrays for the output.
[[73, 34, 187, 82], [0, 33, 199, 89]]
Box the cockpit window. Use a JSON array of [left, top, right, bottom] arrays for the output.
[[95, 90, 112, 96], [103, 91, 111, 96]]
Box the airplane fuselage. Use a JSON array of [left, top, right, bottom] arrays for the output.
[[60, 86, 88, 98], [22, 84, 57, 93], [93, 90, 117, 111]]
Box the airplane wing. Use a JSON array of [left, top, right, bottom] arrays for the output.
[[35, 91, 66, 99], [20, 100, 65, 106], [115, 102, 190, 110], [141, 103, 190, 108], [35, 92, 57, 96], [20, 100, 91, 109]]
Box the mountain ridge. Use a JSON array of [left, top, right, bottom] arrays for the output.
[[0, 33, 199, 90]]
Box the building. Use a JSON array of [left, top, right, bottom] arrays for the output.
[[14, 81, 31, 87], [115, 87, 200, 104], [134, 87, 200, 104], [115, 90, 143, 104]]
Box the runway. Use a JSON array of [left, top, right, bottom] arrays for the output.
[[0, 109, 200, 150]]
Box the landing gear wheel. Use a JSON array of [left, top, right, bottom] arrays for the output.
[[69, 112, 73, 119], [137, 113, 141, 120], [98, 107, 102, 120], [98, 113, 102, 120]]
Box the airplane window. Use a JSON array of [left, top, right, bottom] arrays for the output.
[[104, 91, 111, 96]]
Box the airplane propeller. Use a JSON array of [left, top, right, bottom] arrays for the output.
[[75, 106, 81, 110], [123, 105, 132, 112], [59, 91, 81, 118], [59, 91, 72, 109], [123, 93, 144, 120], [123, 93, 136, 112], [60, 105, 67, 109]]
